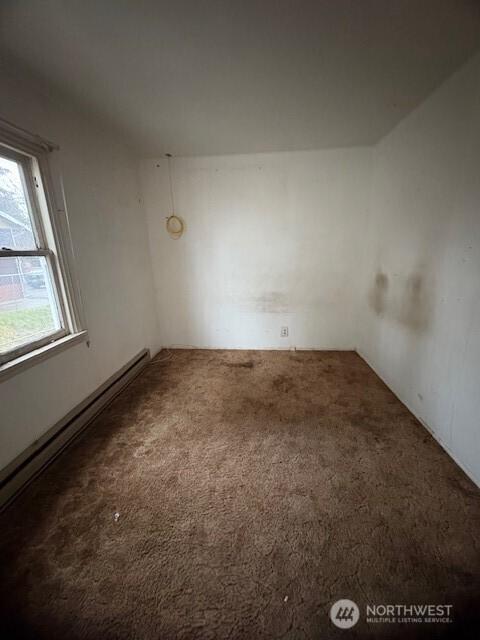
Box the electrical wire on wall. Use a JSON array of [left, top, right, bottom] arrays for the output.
[[165, 153, 184, 239]]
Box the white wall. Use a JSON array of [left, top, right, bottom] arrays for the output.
[[140, 149, 372, 350], [0, 68, 159, 471], [358, 53, 480, 485]]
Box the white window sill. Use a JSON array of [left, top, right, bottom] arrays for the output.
[[0, 331, 88, 383]]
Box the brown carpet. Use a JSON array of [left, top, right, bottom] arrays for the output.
[[1, 350, 479, 639]]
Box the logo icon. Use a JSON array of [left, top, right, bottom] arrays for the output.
[[330, 599, 360, 629]]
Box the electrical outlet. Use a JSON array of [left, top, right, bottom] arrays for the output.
[[280, 326, 289, 338]]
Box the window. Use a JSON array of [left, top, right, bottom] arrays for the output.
[[0, 119, 85, 375]]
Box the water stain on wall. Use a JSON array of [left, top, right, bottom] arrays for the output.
[[247, 291, 290, 313], [399, 271, 433, 332], [368, 266, 433, 334], [368, 271, 389, 315]]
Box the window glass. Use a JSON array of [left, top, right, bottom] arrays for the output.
[[0, 256, 61, 354], [0, 154, 36, 250]]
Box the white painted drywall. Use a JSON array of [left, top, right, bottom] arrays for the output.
[[140, 149, 372, 350], [358, 52, 480, 486], [0, 68, 159, 471]]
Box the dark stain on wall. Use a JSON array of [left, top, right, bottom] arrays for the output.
[[368, 271, 389, 315], [399, 271, 432, 333], [368, 266, 433, 334]]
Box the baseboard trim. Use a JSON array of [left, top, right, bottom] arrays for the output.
[[0, 348, 151, 511], [356, 348, 480, 489]]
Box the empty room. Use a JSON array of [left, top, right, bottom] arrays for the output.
[[1, 1, 479, 638]]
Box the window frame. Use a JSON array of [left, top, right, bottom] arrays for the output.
[[0, 118, 87, 377]]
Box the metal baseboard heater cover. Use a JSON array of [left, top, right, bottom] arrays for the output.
[[0, 348, 150, 511]]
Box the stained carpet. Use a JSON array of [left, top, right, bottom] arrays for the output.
[[0, 350, 479, 639]]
